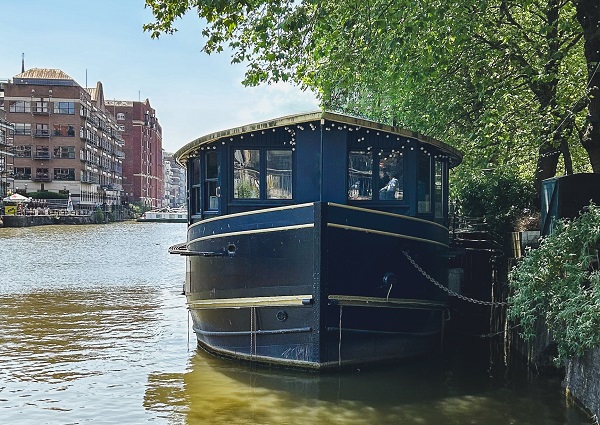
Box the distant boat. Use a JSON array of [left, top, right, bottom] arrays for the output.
[[137, 207, 187, 223], [169, 111, 462, 370]]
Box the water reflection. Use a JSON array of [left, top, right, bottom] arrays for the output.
[[144, 345, 590, 425]]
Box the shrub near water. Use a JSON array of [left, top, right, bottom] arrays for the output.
[[508, 203, 600, 363], [451, 168, 536, 238]]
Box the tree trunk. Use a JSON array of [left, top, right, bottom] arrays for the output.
[[574, 0, 600, 171], [534, 144, 560, 196]]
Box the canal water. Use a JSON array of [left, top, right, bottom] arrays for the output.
[[0, 222, 593, 424]]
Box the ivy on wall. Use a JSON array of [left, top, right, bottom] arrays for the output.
[[508, 203, 600, 363]]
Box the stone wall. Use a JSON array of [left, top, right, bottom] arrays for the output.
[[1, 214, 95, 227], [564, 349, 600, 423]]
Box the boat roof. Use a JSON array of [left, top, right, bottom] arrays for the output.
[[174, 110, 462, 167]]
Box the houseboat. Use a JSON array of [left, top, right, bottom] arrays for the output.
[[137, 207, 187, 223], [170, 111, 462, 369]]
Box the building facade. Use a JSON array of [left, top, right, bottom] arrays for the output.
[[105, 99, 163, 208], [3, 69, 124, 207], [0, 105, 15, 198], [163, 153, 186, 207]]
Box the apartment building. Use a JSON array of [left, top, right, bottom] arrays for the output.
[[0, 106, 15, 198], [3, 69, 124, 207], [163, 153, 186, 207], [105, 99, 163, 208]]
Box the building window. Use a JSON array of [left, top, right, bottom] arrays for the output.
[[9, 100, 31, 113], [35, 168, 50, 181], [117, 113, 125, 120], [233, 149, 260, 199], [14, 167, 31, 179], [33, 102, 48, 114], [54, 168, 75, 180], [35, 124, 49, 137], [54, 102, 75, 114], [34, 146, 51, 160], [15, 145, 32, 158], [13, 123, 31, 135], [53, 124, 76, 137], [54, 146, 76, 159], [267, 150, 292, 199]]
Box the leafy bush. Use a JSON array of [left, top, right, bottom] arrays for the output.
[[508, 203, 600, 363], [451, 167, 536, 238]]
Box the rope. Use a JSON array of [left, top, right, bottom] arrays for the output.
[[402, 250, 508, 307]]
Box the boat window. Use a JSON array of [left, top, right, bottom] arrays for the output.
[[417, 154, 431, 213], [267, 150, 293, 199], [434, 160, 445, 218], [233, 149, 260, 199], [378, 151, 404, 201], [205, 151, 219, 210], [191, 158, 202, 185], [348, 151, 373, 200]]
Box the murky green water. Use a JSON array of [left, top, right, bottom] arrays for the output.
[[0, 222, 593, 424]]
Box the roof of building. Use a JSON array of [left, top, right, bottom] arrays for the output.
[[14, 68, 74, 81], [13, 68, 78, 87]]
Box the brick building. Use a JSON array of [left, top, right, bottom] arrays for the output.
[[2, 68, 124, 207], [105, 99, 163, 207], [0, 106, 15, 198]]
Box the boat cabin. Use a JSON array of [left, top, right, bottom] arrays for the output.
[[175, 111, 462, 225]]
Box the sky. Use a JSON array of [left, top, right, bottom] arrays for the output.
[[0, 0, 319, 153]]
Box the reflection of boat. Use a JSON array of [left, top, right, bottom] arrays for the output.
[[170, 111, 462, 369], [137, 207, 187, 223]]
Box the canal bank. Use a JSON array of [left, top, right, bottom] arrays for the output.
[[0, 212, 129, 227]]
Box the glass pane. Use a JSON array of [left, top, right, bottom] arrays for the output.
[[434, 161, 444, 217], [378, 151, 404, 201], [205, 181, 218, 210], [267, 150, 292, 199], [206, 151, 218, 180], [348, 151, 372, 200], [233, 149, 260, 199], [191, 158, 201, 185], [417, 154, 431, 213]]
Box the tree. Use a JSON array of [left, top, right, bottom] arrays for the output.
[[144, 0, 600, 194]]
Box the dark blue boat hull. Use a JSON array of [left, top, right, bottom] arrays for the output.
[[184, 202, 449, 369]]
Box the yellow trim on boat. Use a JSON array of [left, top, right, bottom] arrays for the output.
[[188, 223, 314, 244], [329, 295, 446, 309], [327, 202, 449, 231], [327, 223, 449, 248], [189, 202, 315, 230], [187, 295, 313, 309]]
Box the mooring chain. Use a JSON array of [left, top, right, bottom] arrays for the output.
[[402, 251, 508, 307]]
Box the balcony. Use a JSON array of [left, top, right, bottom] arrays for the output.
[[33, 130, 50, 138], [81, 175, 99, 184], [33, 151, 51, 160], [32, 173, 52, 182]]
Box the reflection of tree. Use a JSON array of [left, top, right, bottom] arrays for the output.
[[234, 150, 260, 198]]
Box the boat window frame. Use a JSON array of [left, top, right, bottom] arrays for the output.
[[229, 146, 295, 204], [347, 148, 406, 204]]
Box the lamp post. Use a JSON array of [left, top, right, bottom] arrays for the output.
[[24, 183, 27, 194]]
